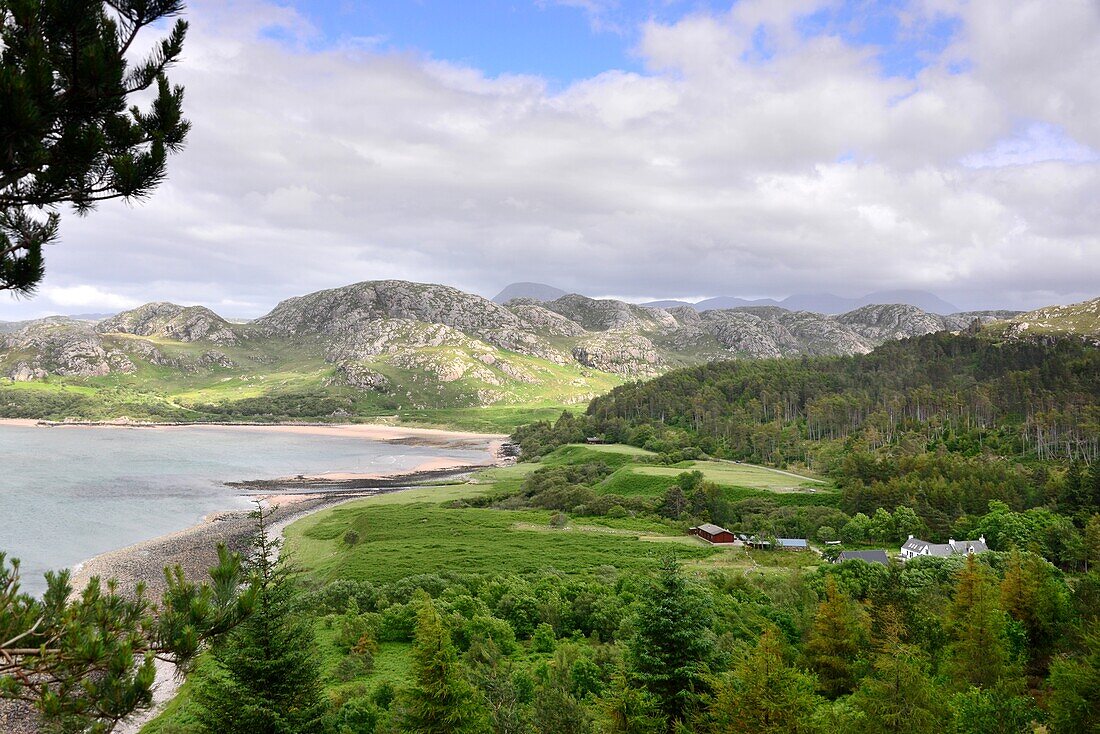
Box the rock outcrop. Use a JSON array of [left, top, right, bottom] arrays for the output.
[[542, 294, 677, 333], [98, 303, 239, 345], [572, 333, 663, 376]]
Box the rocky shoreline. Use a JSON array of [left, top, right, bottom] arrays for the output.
[[3, 465, 485, 734]]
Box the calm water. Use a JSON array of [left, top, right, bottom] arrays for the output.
[[0, 425, 486, 596]]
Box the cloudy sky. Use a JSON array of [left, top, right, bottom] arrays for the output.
[[4, 0, 1099, 320]]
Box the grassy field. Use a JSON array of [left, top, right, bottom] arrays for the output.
[[285, 496, 717, 586]]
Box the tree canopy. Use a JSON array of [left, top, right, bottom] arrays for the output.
[[0, 0, 190, 293]]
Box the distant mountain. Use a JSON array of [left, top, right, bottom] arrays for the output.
[[648, 289, 961, 315], [491, 282, 568, 304], [0, 279, 1087, 421], [643, 296, 781, 310], [67, 312, 116, 322]]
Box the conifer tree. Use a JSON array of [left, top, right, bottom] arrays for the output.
[[627, 556, 714, 730], [0, 0, 191, 293], [804, 576, 868, 698], [0, 546, 251, 731], [193, 505, 328, 733], [402, 593, 488, 734], [709, 626, 822, 734], [1047, 623, 1100, 734], [999, 549, 1065, 661], [598, 674, 664, 734], [850, 609, 947, 734], [949, 555, 1010, 689]]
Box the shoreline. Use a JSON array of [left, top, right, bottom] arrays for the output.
[[0, 417, 507, 440], [2, 420, 509, 734]]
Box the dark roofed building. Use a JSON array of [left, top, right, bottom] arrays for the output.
[[689, 523, 735, 544], [836, 550, 891, 566]]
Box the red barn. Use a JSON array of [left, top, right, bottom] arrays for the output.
[[689, 523, 736, 544]]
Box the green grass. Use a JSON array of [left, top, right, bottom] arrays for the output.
[[538, 444, 652, 470], [632, 462, 827, 492], [285, 490, 717, 586]]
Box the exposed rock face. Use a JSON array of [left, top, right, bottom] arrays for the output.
[[254, 280, 568, 363], [98, 303, 239, 345], [837, 304, 947, 342], [542, 294, 677, 333], [0, 318, 134, 377], [572, 334, 662, 376], [333, 362, 389, 391], [505, 301, 587, 337]]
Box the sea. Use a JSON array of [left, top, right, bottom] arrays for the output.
[[0, 424, 487, 596]]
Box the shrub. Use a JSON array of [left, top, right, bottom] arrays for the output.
[[333, 651, 375, 682], [344, 529, 360, 546], [549, 513, 569, 529], [532, 623, 557, 653]]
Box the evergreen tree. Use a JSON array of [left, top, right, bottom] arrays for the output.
[[194, 506, 328, 733], [0, 0, 191, 293], [0, 546, 251, 731], [1084, 514, 1100, 574], [466, 637, 531, 734], [1047, 623, 1100, 734], [849, 610, 947, 734], [804, 576, 868, 698], [402, 593, 488, 734], [530, 646, 593, 734], [708, 626, 822, 734], [948, 555, 1010, 690], [627, 556, 714, 730], [999, 549, 1065, 661], [598, 674, 664, 734]]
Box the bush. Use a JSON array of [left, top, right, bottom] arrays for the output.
[[532, 623, 557, 653], [549, 513, 569, 529], [344, 529, 360, 546], [605, 504, 628, 519], [333, 651, 375, 682]]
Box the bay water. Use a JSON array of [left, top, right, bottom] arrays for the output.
[[0, 424, 486, 596]]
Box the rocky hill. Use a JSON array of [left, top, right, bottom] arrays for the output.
[[97, 302, 239, 345], [0, 279, 1081, 423], [992, 297, 1100, 345]]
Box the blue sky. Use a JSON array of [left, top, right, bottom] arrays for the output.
[[282, 0, 960, 83]]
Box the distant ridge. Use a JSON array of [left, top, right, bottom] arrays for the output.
[[491, 282, 567, 303], [646, 289, 960, 315]]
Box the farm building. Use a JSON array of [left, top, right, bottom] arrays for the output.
[[689, 523, 736, 544], [836, 550, 891, 566], [776, 538, 809, 551]]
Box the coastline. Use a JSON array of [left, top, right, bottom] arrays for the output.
[[1, 419, 509, 734], [76, 462, 496, 734]]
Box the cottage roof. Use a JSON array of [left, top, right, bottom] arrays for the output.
[[837, 550, 891, 566], [692, 523, 730, 536], [949, 539, 989, 554], [903, 536, 987, 557]]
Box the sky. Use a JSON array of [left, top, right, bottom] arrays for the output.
[[3, 0, 1099, 320]]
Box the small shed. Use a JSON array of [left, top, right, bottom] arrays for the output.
[[689, 523, 736, 544], [777, 538, 809, 551]]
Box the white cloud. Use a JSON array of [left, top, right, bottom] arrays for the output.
[[2, 0, 1097, 320], [39, 285, 142, 311]]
